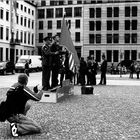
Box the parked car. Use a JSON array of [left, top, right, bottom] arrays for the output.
[[0, 61, 15, 75]]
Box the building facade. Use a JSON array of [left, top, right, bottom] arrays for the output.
[[0, 0, 36, 63], [36, 0, 140, 65]]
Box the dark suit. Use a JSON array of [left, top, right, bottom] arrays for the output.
[[42, 44, 52, 90], [99, 59, 107, 85]]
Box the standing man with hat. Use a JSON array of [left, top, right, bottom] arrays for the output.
[[41, 36, 58, 91]]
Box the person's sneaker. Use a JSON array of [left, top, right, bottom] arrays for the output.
[[10, 123, 18, 137]]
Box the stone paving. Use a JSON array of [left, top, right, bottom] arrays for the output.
[[0, 80, 140, 139]]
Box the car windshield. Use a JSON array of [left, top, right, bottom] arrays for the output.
[[18, 59, 28, 63]]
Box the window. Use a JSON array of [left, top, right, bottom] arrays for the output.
[[89, 21, 94, 31], [28, 8, 30, 14], [56, 8, 63, 18], [113, 20, 119, 30], [6, 48, 9, 61], [28, 19, 30, 28], [107, 34, 112, 43], [16, 15, 19, 24], [96, 8, 101, 18], [67, 20, 71, 29], [89, 8, 95, 18], [32, 20, 34, 29], [113, 50, 118, 62], [107, 21, 112, 30], [16, 30, 19, 39], [24, 6, 27, 12], [21, 16, 23, 25], [20, 31, 23, 43], [125, 34, 130, 43], [113, 34, 119, 43], [24, 17, 27, 27], [57, 20, 61, 29], [21, 4, 23, 10], [39, 21, 43, 29], [132, 20, 137, 30], [6, 27, 9, 40], [32, 10, 34, 16], [77, 0, 82, 4], [107, 50, 112, 62], [38, 9, 45, 19], [125, 20, 130, 30], [39, 33, 43, 43], [107, 7, 112, 17], [65, 8, 72, 17], [74, 7, 82, 17], [96, 50, 101, 62], [89, 34, 94, 43], [6, 11, 9, 21], [132, 6, 137, 17], [48, 20, 52, 29], [125, 7, 130, 17], [75, 32, 80, 42], [0, 48, 3, 61], [6, 0, 9, 4], [75, 20, 80, 28], [96, 34, 101, 44], [46, 9, 53, 18], [24, 31, 26, 44], [32, 34, 34, 45], [0, 26, 3, 39], [28, 32, 30, 44], [68, 0, 73, 4], [20, 50, 23, 55], [16, 2, 19, 8], [132, 33, 137, 43], [0, 8, 3, 19], [96, 21, 101, 31], [41, 0, 46, 6], [114, 7, 119, 17]]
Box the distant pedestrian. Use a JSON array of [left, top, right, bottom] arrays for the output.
[[24, 60, 29, 77], [135, 63, 140, 79], [79, 57, 87, 86], [98, 55, 107, 85], [129, 62, 134, 79]]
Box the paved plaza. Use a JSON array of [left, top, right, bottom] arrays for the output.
[[0, 73, 140, 139]]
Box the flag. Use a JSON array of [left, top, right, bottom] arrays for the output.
[[13, 0, 17, 16], [59, 17, 80, 67]]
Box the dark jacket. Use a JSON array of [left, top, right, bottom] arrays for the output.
[[101, 60, 107, 73]]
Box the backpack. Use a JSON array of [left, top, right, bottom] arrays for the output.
[[0, 86, 23, 122], [0, 101, 9, 122]]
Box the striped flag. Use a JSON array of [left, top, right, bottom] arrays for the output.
[[69, 53, 75, 72], [59, 16, 80, 71]]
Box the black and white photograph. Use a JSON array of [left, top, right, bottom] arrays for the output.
[[0, 0, 140, 139]]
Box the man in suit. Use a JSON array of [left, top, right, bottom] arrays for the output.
[[41, 36, 57, 91], [99, 55, 107, 85]]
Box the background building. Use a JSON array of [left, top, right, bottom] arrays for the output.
[[1, 0, 140, 66], [0, 0, 36, 63], [36, 0, 140, 66]]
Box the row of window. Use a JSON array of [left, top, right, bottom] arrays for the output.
[[38, 5, 138, 19], [38, 7, 82, 19], [89, 20, 138, 31], [0, 8, 9, 21], [89, 33, 137, 44], [0, 47, 34, 62], [16, 2, 34, 16], [16, 15, 34, 29], [0, 25, 34, 45]]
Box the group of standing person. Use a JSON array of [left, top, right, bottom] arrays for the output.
[[78, 54, 107, 86], [41, 34, 73, 90]]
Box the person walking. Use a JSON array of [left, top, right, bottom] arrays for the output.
[[24, 60, 29, 77], [129, 61, 134, 79], [98, 55, 107, 85], [0, 74, 43, 137]]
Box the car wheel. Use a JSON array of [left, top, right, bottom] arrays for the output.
[[3, 70, 6, 75]]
